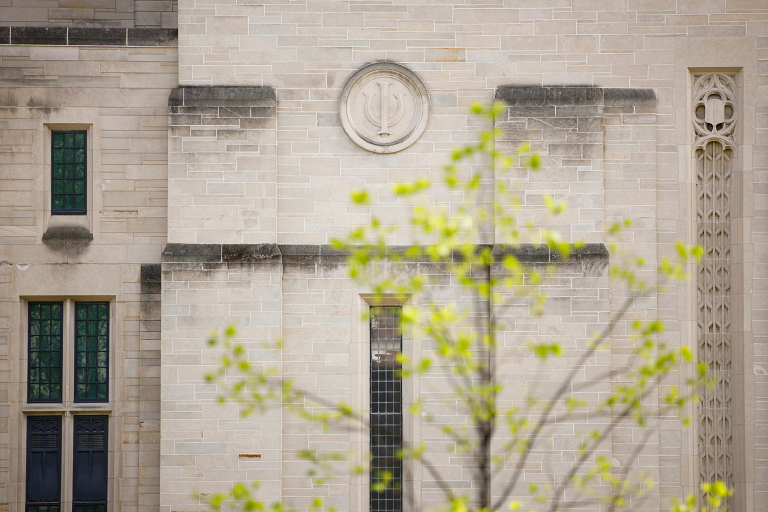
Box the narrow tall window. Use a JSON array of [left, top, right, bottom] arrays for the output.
[[28, 303, 63, 403], [26, 416, 62, 512], [75, 303, 109, 402], [370, 306, 402, 512], [51, 130, 87, 214], [72, 416, 108, 512]]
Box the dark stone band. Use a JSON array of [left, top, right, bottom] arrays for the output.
[[162, 243, 609, 263], [495, 85, 656, 107], [168, 86, 278, 108], [0, 27, 177, 47]]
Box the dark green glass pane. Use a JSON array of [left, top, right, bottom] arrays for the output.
[[51, 335, 61, 350], [40, 369, 49, 383], [77, 336, 86, 351], [74, 180, 84, 194], [40, 385, 50, 399], [97, 367, 107, 382], [29, 369, 38, 383], [77, 352, 86, 368], [51, 320, 61, 335], [65, 149, 74, 162], [30, 335, 39, 350], [54, 133, 64, 148], [30, 384, 39, 399], [51, 367, 61, 383], [97, 353, 107, 368], [87, 385, 96, 399], [41, 336, 50, 351], [30, 352, 39, 366], [87, 368, 97, 383], [88, 322, 97, 336], [64, 180, 74, 194], [74, 195, 85, 209], [41, 322, 50, 335], [76, 321, 86, 335], [77, 305, 87, 320], [64, 133, 74, 147], [97, 384, 107, 399], [74, 163, 85, 179], [98, 336, 107, 351], [53, 148, 64, 162], [52, 352, 61, 366], [76, 384, 87, 399], [51, 384, 61, 399], [77, 368, 86, 382], [64, 195, 73, 209], [98, 320, 107, 335], [53, 163, 64, 179], [30, 321, 40, 335], [74, 133, 84, 146], [88, 303, 97, 318], [53, 180, 64, 194], [87, 336, 96, 351], [98, 303, 108, 319], [30, 304, 41, 319], [65, 164, 74, 179], [87, 353, 97, 367], [41, 305, 51, 319], [51, 303, 61, 317], [74, 148, 85, 163], [53, 196, 64, 209]]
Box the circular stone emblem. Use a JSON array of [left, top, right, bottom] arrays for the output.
[[339, 62, 430, 154]]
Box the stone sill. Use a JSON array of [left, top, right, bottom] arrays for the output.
[[22, 403, 113, 414]]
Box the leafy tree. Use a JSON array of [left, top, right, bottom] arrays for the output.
[[205, 102, 728, 512]]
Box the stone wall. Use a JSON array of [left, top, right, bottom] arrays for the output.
[[0, 0, 177, 29], [0, 41, 177, 512], [159, 244, 610, 512]]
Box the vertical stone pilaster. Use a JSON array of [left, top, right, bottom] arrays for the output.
[[168, 86, 277, 245]]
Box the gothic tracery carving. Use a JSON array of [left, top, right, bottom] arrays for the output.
[[694, 72, 735, 499]]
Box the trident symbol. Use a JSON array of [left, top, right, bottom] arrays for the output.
[[363, 81, 406, 137]]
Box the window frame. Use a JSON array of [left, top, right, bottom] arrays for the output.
[[27, 302, 65, 404], [50, 129, 88, 216], [73, 302, 110, 404]]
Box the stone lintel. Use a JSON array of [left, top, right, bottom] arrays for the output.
[[495, 85, 656, 108], [168, 86, 277, 108], [162, 243, 609, 264], [0, 27, 178, 46]]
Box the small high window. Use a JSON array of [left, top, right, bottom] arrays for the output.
[[51, 131, 87, 214]]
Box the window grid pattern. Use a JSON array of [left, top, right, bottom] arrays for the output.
[[52, 131, 86, 214], [28, 303, 63, 403], [370, 306, 402, 512], [74, 303, 109, 402]]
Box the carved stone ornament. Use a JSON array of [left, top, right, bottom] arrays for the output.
[[692, 73, 737, 150], [339, 62, 430, 154]]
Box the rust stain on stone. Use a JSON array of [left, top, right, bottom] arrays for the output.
[[239, 453, 262, 460]]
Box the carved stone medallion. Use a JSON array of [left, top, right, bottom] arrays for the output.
[[339, 62, 430, 154]]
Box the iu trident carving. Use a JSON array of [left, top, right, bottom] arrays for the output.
[[339, 62, 430, 154], [364, 81, 406, 137]]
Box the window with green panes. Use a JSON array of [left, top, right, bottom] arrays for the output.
[[28, 303, 64, 403], [74, 302, 109, 402], [52, 131, 87, 214]]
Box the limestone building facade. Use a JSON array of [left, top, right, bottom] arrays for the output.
[[2, 1, 768, 512]]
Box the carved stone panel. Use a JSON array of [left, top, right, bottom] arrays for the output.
[[694, 72, 735, 499], [339, 62, 430, 154]]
